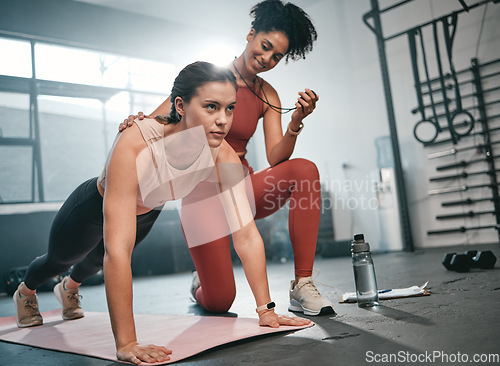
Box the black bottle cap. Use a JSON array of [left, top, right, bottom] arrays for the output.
[[351, 233, 370, 253], [353, 234, 364, 242]]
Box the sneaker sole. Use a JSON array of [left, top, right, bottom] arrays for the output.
[[16, 319, 43, 328], [53, 283, 84, 320], [288, 299, 336, 316], [190, 271, 200, 300]]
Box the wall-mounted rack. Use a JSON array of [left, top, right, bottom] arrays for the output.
[[362, 0, 498, 246]]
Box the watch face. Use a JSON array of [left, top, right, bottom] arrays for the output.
[[267, 302, 276, 309]]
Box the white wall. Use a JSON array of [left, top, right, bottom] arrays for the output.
[[254, 0, 500, 249]]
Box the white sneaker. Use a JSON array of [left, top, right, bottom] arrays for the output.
[[53, 277, 84, 320], [190, 271, 200, 300], [289, 276, 335, 316]]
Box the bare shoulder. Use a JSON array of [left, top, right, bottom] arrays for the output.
[[257, 78, 280, 117], [216, 140, 240, 164], [113, 122, 147, 156], [103, 123, 146, 197], [258, 77, 279, 100]]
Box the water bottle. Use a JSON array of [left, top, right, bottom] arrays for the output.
[[351, 233, 380, 307]]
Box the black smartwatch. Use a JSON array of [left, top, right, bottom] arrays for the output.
[[256, 302, 276, 313]]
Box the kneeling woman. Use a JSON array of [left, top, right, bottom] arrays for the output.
[[13, 61, 310, 365]]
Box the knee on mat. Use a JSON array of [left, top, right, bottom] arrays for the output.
[[202, 290, 236, 313]]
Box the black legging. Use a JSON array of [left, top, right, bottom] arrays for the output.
[[24, 177, 162, 290]]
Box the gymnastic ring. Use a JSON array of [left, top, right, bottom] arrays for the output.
[[413, 119, 439, 144], [450, 110, 475, 138]]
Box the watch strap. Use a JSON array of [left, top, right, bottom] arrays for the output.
[[256, 301, 276, 313], [287, 122, 304, 136]]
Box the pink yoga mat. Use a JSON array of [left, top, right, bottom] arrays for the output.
[[0, 309, 313, 364]]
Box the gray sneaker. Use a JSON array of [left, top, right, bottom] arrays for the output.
[[289, 276, 336, 316], [190, 271, 201, 300], [13, 283, 43, 328], [53, 277, 84, 320]]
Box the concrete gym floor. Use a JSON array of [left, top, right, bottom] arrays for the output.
[[0, 243, 499, 366]]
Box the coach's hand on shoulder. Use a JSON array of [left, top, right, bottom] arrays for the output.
[[119, 111, 147, 132]]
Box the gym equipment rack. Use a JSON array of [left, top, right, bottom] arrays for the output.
[[363, 0, 499, 245]]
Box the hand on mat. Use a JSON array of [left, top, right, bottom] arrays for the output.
[[119, 111, 148, 131], [258, 310, 312, 328], [116, 341, 172, 365]]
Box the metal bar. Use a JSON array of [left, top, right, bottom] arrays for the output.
[[411, 97, 451, 115], [427, 141, 500, 159], [475, 58, 500, 69], [419, 69, 467, 91], [428, 183, 498, 195], [429, 183, 500, 195], [436, 210, 494, 220], [459, 0, 471, 11], [0, 138, 36, 146], [423, 116, 500, 147], [412, 101, 500, 130], [452, 85, 500, 103], [420, 67, 500, 96], [427, 147, 458, 159], [384, 0, 492, 41], [368, 0, 414, 252], [429, 169, 500, 182], [413, 92, 500, 114], [436, 155, 500, 171], [0, 200, 37, 205], [379, 0, 414, 14], [432, 19, 457, 144], [479, 70, 500, 80], [442, 197, 499, 207], [427, 224, 498, 235], [428, 185, 468, 195], [407, 29, 426, 120], [0, 75, 163, 100], [471, 57, 500, 239], [29, 44, 35, 203], [362, 11, 376, 35], [30, 41, 44, 202]]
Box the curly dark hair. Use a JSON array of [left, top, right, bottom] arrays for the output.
[[250, 0, 317, 62]]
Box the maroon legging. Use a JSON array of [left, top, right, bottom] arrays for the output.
[[182, 158, 321, 312]]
